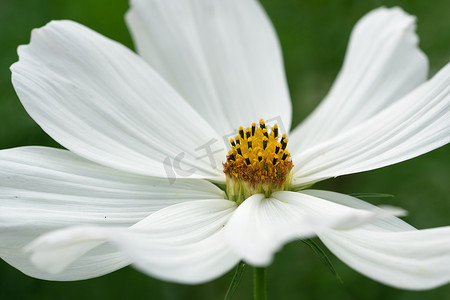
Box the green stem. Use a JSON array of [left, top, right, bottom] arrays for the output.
[[253, 267, 267, 300]]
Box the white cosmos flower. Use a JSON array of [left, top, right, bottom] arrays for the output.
[[1, 0, 450, 290]]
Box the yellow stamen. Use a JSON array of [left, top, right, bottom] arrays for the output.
[[223, 119, 294, 203], [251, 123, 256, 136], [238, 126, 244, 139], [272, 124, 279, 138], [259, 119, 266, 130], [230, 138, 236, 147]]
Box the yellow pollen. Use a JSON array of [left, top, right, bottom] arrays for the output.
[[223, 119, 294, 203]]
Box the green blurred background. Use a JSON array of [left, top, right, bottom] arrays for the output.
[[0, 0, 449, 299]]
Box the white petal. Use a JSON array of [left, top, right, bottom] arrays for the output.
[[2, 246, 130, 281], [302, 190, 414, 232], [292, 63, 450, 187], [223, 191, 404, 266], [320, 226, 450, 290], [311, 191, 450, 289], [289, 7, 428, 152], [11, 20, 226, 179], [126, 0, 292, 134], [0, 147, 225, 280], [26, 200, 240, 284]]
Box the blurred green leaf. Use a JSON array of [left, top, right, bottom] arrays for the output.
[[302, 239, 343, 283], [224, 262, 247, 300]]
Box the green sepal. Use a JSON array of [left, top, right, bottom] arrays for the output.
[[289, 183, 314, 192], [224, 261, 247, 300], [212, 181, 227, 193], [302, 239, 343, 283], [349, 192, 394, 199]]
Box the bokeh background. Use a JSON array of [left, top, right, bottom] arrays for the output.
[[1, 0, 449, 299]]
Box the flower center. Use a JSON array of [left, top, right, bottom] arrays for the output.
[[223, 119, 293, 204]]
